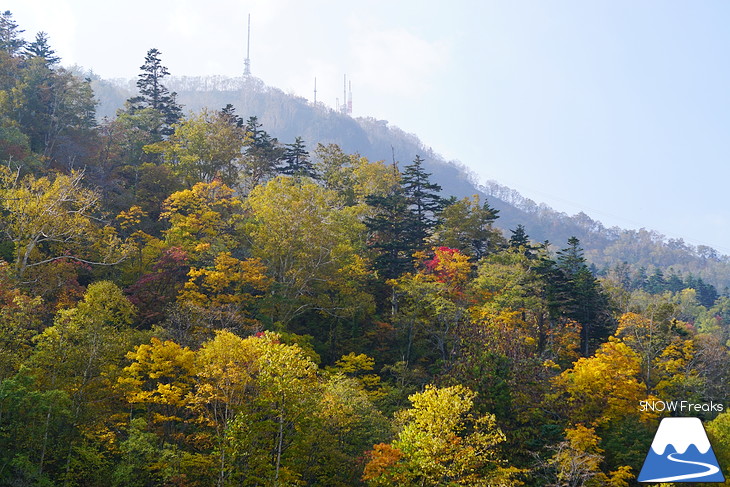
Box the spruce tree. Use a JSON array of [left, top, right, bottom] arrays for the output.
[[365, 185, 420, 280], [508, 224, 537, 257], [24, 31, 60, 66], [280, 136, 316, 178], [646, 268, 666, 294], [219, 104, 244, 128], [126, 48, 183, 137], [0, 11, 25, 56], [554, 236, 612, 356], [400, 155, 445, 247], [241, 116, 283, 187], [365, 156, 447, 280], [665, 270, 685, 293]]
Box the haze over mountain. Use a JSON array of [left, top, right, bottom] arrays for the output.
[[8, 1, 730, 257], [92, 74, 730, 290], [4, 6, 730, 485]]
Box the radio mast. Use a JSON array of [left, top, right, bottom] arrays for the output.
[[244, 14, 251, 76], [341, 75, 352, 115], [348, 80, 352, 114]]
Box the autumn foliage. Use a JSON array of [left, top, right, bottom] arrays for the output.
[[0, 13, 728, 485]]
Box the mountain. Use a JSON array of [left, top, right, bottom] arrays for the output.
[[90, 74, 730, 289]]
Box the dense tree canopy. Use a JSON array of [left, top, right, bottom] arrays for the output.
[[0, 11, 728, 486]]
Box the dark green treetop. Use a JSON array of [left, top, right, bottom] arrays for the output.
[[126, 48, 183, 138], [280, 136, 316, 179], [0, 11, 25, 56], [24, 31, 59, 66]]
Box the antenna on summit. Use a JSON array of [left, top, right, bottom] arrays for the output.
[[348, 80, 352, 114], [244, 14, 251, 76], [341, 74, 352, 115]]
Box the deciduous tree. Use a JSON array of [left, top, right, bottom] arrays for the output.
[[363, 384, 522, 486], [0, 167, 130, 280], [161, 180, 245, 263], [246, 176, 373, 325], [433, 194, 503, 259], [145, 108, 246, 186]]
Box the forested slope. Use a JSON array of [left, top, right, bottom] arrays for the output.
[[93, 74, 730, 290], [0, 12, 729, 486]]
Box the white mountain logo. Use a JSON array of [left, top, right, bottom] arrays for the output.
[[638, 417, 725, 483]]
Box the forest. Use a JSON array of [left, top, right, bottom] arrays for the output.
[[0, 10, 729, 487]]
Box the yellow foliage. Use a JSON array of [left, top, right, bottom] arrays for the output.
[[422, 246, 472, 290], [331, 352, 386, 400], [179, 252, 271, 309], [116, 205, 147, 230], [364, 384, 522, 486], [0, 167, 130, 277], [552, 338, 654, 426], [118, 337, 196, 415], [161, 180, 244, 260], [335, 352, 375, 374], [549, 425, 633, 487], [616, 311, 699, 400], [246, 176, 373, 322], [351, 156, 401, 203], [145, 108, 246, 185], [189, 330, 260, 428]]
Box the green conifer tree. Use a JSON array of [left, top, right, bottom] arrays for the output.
[[508, 224, 538, 257], [365, 185, 420, 280], [23, 31, 60, 66], [554, 236, 613, 355], [241, 116, 283, 187], [280, 136, 316, 179], [0, 11, 25, 56], [400, 155, 445, 245], [126, 48, 183, 138]]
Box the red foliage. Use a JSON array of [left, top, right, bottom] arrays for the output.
[[126, 247, 190, 326]]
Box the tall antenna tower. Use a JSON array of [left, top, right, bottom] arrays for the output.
[[244, 14, 251, 76], [347, 80, 352, 114], [341, 75, 353, 115], [314, 77, 317, 105]]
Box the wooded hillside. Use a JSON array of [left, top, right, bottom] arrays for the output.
[[0, 12, 728, 486]]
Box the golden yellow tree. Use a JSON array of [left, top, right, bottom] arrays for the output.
[[246, 176, 373, 325], [190, 331, 322, 485], [0, 167, 130, 278], [160, 180, 245, 263], [177, 252, 271, 332], [363, 384, 522, 486], [117, 337, 197, 443], [547, 425, 632, 487], [551, 338, 650, 426]]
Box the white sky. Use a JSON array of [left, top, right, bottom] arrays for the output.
[[6, 0, 730, 254]]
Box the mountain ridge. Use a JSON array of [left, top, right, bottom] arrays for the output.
[[90, 74, 730, 289]]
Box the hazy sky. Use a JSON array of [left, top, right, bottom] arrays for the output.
[[6, 1, 730, 253]]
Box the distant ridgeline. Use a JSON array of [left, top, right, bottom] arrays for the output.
[[93, 75, 730, 291]]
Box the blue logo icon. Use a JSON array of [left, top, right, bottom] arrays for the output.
[[638, 417, 725, 483]]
